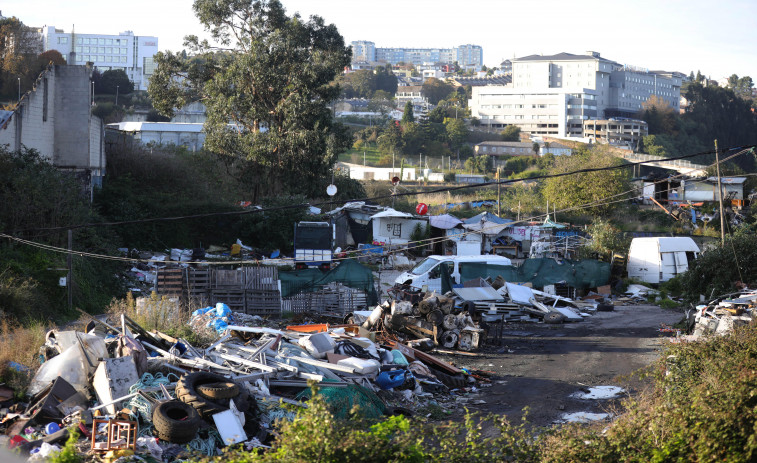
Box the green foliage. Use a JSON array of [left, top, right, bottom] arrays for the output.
[[501, 125, 521, 142], [676, 226, 757, 301], [542, 146, 630, 216], [237, 195, 311, 254], [580, 219, 631, 260], [464, 155, 492, 174], [149, 0, 351, 198], [422, 78, 454, 105], [444, 118, 469, 151], [401, 102, 415, 124], [48, 428, 82, 463], [100, 69, 134, 95], [94, 145, 242, 249], [0, 146, 122, 320]]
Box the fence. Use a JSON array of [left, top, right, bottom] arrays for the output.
[[156, 266, 372, 317]]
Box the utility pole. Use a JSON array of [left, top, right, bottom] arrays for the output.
[[497, 167, 501, 217], [67, 230, 73, 311], [715, 140, 725, 245], [116, 85, 119, 106]]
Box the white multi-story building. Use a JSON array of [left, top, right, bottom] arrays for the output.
[[351, 41, 483, 71], [470, 51, 682, 138], [351, 40, 376, 62], [41, 26, 158, 91]]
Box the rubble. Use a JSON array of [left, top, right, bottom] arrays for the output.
[[1, 302, 485, 459], [677, 289, 757, 341]]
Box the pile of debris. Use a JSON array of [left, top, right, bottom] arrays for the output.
[[381, 277, 600, 349], [680, 289, 757, 341], [1, 304, 477, 460]]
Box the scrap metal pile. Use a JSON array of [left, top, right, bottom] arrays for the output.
[[680, 289, 757, 341], [1, 304, 478, 460], [380, 277, 599, 350]]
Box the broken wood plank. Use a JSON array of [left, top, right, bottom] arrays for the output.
[[387, 340, 462, 375]]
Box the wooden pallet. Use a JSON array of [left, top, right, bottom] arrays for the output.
[[156, 269, 183, 295]]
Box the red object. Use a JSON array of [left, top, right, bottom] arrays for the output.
[[391, 176, 400, 186], [416, 203, 428, 215], [8, 435, 28, 450]]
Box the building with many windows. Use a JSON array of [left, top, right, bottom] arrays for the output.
[[469, 51, 682, 140], [41, 26, 158, 91], [350, 41, 483, 70]]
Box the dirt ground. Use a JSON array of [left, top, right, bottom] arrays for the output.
[[432, 304, 684, 428]]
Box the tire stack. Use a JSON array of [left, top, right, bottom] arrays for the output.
[[152, 371, 259, 444]]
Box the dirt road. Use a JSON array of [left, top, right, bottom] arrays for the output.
[[434, 304, 683, 428]]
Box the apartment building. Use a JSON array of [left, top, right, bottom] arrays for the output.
[[41, 26, 158, 91], [350, 41, 483, 70], [583, 118, 648, 147], [469, 51, 682, 139]]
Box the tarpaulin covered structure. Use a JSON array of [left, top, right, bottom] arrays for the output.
[[279, 259, 378, 305], [459, 258, 610, 289]]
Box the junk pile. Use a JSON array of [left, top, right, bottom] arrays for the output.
[[1, 304, 477, 459], [679, 289, 757, 341], [384, 277, 598, 349]]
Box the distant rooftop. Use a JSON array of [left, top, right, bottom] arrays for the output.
[[450, 75, 512, 86], [514, 52, 614, 62]]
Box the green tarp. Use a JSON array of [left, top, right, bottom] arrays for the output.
[[459, 258, 610, 289], [279, 259, 378, 305]]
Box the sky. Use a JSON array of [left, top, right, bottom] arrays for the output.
[[5, 0, 757, 81]]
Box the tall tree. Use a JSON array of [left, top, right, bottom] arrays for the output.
[[542, 145, 630, 216], [374, 64, 398, 95], [444, 118, 468, 151], [401, 101, 414, 124], [101, 69, 134, 95], [501, 125, 521, 141], [422, 77, 454, 105], [149, 0, 351, 200]]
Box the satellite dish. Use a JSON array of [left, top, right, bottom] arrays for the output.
[[326, 184, 337, 196], [391, 176, 400, 186]]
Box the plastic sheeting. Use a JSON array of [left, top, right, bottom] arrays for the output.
[[459, 258, 610, 289], [279, 259, 378, 305]]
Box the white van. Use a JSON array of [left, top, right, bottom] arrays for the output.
[[627, 237, 700, 284], [395, 255, 513, 293]]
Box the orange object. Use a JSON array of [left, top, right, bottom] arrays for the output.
[[285, 323, 329, 333]]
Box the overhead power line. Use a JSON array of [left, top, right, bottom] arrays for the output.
[[1, 146, 751, 266], [12, 144, 754, 234]]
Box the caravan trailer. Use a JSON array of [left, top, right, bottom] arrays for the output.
[[627, 237, 700, 284]]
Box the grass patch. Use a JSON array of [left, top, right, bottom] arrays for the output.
[[0, 318, 49, 394], [106, 291, 215, 347]]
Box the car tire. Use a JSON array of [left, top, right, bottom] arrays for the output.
[[152, 400, 200, 444], [176, 372, 253, 419], [197, 382, 240, 400], [543, 312, 566, 324]]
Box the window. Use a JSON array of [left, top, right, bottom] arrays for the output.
[[75, 46, 82, 53], [121, 56, 127, 63], [121, 48, 127, 54], [106, 39, 113, 45], [106, 56, 112, 62], [105, 47, 112, 54], [99, 38, 105, 45], [57, 37, 68, 44], [84, 38, 90, 44], [77, 38, 82, 44]]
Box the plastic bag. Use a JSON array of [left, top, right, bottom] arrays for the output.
[[28, 333, 106, 396]]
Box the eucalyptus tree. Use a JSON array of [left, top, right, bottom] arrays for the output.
[[149, 0, 352, 199]]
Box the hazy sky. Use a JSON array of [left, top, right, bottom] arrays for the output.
[[5, 0, 756, 81]]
